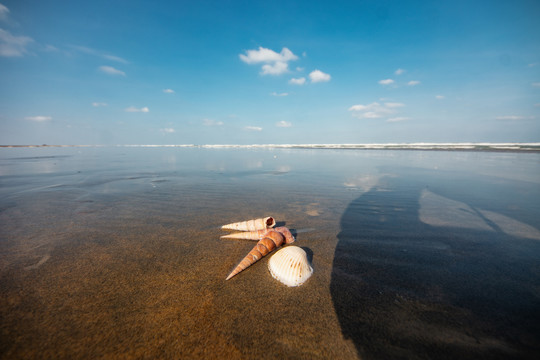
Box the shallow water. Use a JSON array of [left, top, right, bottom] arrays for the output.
[[1, 147, 539, 359]]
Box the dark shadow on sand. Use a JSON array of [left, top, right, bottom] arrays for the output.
[[300, 246, 313, 265], [330, 168, 540, 359]]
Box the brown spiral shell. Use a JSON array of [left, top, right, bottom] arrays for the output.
[[225, 229, 285, 280]]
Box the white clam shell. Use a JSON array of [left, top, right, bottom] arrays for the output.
[[268, 246, 313, 287]]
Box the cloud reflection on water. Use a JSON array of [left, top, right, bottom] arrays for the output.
[[420, 189, 540, 240]]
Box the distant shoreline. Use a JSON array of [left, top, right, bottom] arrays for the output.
[[1, 143, 540, 152]]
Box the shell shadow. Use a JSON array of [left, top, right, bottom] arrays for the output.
[[299, 246, 313, 265]]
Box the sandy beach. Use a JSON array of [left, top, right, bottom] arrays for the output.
[[1, 147, 539, 359]]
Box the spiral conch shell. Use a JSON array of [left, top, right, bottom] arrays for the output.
[[221, 217, 275, 231], [226, 229, 284, 280], [268, 246, 313, 287], [221, 226, 295, 244]]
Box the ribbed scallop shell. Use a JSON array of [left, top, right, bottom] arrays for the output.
[[268, 246, 313, 287]]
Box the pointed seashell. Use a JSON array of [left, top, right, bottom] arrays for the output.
[[226, 230, 284, 280], [221, 217, 276, 231], [220, 229, 268, 240], [268, 246, 313, 287]]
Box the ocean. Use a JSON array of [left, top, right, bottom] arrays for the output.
[[1, 146, 539, 359]]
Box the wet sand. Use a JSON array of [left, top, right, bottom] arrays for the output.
[[1, 147, 539, 359]]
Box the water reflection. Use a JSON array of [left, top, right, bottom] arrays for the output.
[[343, 174, 383, 193], [331, 168, 540, 359], [420, 189, 540, 240]]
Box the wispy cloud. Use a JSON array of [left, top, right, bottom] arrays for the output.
[[25, 115, 51, 122], [102, 54, 127, 63], [435, 95, 445, 99], [43, 44, 59, 52], [245, 126, 262, 131], [384, 102, 405, 108], [99, 65, 126, 76], [0, 28, 33, 57], [309, 69, 331, 83], [163, 89, 175, 93], [532, 82, 540, 87], [125, 106, 149, 113], [160, 128, 175, 133], [72, 45, 128, 64], [289, 77, 306, 85], [387, 117, 409, 122], [408, 80, 420, 86], [276, 121, 292, 127], [239, 47, 298, 76], [395, 68, 405, 75], [202, 118, 224, 126], [0, 4, 9, 20], [349, 102, 402, 119], [495, 115, 530, 120], [92, 102, 107, 107], [378, 79, 394, 85], [270, 92, 288, 97]]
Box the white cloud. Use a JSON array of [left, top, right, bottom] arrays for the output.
[[163, 89, 175, 93], [0, 29, 33, 57], [387, 117, 409, 122], [348, 104, 369, 111], [0, 4, 9, 20], [239, 47, 298, 76], [276, 121, 292, 127], [435, 95, 445, 99], [270, 92, 288, 97], [378, 79, 394, 85], [125, 106, 149, 113], [261, 61, 288, 75], [296, 67, 304, 72], [161, 128, 175, 133], [408, 80, 420, 86], [349, 102, 401, 119], [202, 118, 224, 126], [384, 102, 405, 108], [289, 77, 306, 85], [25, 115, 51, 122], [309, 69, 331, 83], [92, 102, 107, 107], [99, 65, 126, 76], [495, 115, 527, 120], [532, 82, 540, 87], [245, 126, 262, 131], [239, 47, 298, 64], [395, 68, 405, 75]]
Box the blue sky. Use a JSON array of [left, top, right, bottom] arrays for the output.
[[0, 0, 539, 145]]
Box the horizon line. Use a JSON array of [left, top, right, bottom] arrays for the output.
[[1, 142, 540, 151]]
